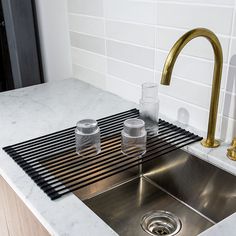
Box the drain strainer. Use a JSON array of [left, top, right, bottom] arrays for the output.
[[141, 210, 182, 236]]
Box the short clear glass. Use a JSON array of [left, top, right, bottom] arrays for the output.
[[75, 119, 101, 157], [121, 118, 147, 156], [139, 82, 159, 136]]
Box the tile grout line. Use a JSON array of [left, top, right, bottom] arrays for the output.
[[102, 0, 108, 90], [69, 29, 155, 50], [154, 5, 158, 84], [155, 70, 226, 91], [102, 71, 222, 117], [93, 69, 227, 120], [68, 13, 235, 39], [69, 29, 230, 64], [133, 0, 234, 8], [71, 45, 234, 73], [156, 0, 234, 8], [159, 92, 210, 113], [156, 48, 229, 65], [71, 44, 229, 91], [71, 47, 154, 72], [73, 58, 227, 112]]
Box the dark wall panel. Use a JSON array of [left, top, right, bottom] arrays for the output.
[[1, 0, 44, 89]]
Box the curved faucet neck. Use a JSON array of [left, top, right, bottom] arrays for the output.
[[160, 28, 223, 148]]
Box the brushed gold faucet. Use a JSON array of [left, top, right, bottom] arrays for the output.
[[227, 138, 236, 160], [160, 28, 223, 148]]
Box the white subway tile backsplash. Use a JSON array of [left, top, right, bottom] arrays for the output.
[[158, 93, 220, 136], [68, 0, 103, 17], [104, 0, 157, 25], [107, 75, 141, 103], [105, 20, 156, 48], [107, 40, 155, 69], [234, 12, 236, 36], [156, 27, 230, 62], [73, 64, 106, 89], [107, 59, 154, 86], [156, 50, 227, 88], [225, 65, 236, 94], [223, 93, 236, 119], [157, 3, 233, 35], [159, 93, 223, 138], [156, 0, 235, 6], [69, 14, 104, 37], [221, 116, 236, 142], [70, 32, 105, 55], [68, 0, 236, 142], [157, 71, 224, 112], [226, 39, 236, 94], [229, 38, 236, 66], [71, 48, 106, 74]]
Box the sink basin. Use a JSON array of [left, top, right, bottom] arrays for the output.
[[74, 149, 236, 236]]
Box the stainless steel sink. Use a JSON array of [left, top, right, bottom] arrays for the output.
[[74, 149, 236, 236]]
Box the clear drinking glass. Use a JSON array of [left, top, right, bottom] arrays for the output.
[[139, 82, 159, 136], [75, 119, 101, 157], [121, 118, 147, 156]]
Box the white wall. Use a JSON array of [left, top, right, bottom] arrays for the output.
[[35, 0, 72, 82], [67, 0, 236, 142]]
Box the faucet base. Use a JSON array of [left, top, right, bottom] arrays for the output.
[[200, 139, 220, 148], [227, 138, 236, 160], [227, 148, 236, 161]]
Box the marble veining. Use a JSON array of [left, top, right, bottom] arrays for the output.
[[0, 78, 235, 235]]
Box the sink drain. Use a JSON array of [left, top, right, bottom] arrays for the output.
[[141, 210, 182, 236]]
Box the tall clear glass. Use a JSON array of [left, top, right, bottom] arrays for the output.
[[139, 82, 159, 136]]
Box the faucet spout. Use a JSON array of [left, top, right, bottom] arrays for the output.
[[161, 28, 223, 148]]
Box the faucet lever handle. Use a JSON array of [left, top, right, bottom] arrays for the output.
[[231, 137, 236, 147], [227, 137, 236, 161]]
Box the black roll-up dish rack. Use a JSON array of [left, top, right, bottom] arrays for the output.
[[3, 109, 202, 200]]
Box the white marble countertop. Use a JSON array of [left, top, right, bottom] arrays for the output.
[[0, 78, 235, 236], [199, 213, 236, 236]]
